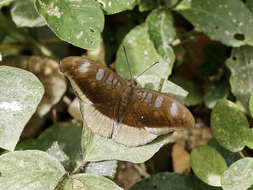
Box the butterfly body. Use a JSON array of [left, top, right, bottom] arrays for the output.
[[60, 56, 195, 146]]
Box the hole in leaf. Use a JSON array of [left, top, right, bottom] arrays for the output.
[[89, 28, 95, 33], [234, 33, 245, 41]]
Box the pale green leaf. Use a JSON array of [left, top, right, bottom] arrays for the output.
[[0, 66, 44, 151], [0, 0, 15, 9], [176, 0, 253, 47], [115, 24, 173, 80], [35, 0, 104, 49], [82, 124, 172, 163], [85, 160, 117, 178], [0, 150, 66, 190], [63, 173, 122, 190], [11, 0, 46, 27], [221, 158, 253, 190], [190, 145, 227, 186], [226, 46, 253, 111], [146, 9, 175, 69]]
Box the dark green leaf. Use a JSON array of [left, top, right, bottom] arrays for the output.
[[207, 138, 241, 166], [211, 99, 249, 152], [171, 77, 203, 106], [204, 82, 229, 109], [247, 0, 253, 13], [16, 123, 82, 172], [97, 0, 136, 15], [176, 0, 253, 47], [130, 172, 222, 190], [138, 0, 158, 12]]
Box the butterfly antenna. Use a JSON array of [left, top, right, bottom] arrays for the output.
[[134, 61, 159, 80], [123, 46, 133, 80]]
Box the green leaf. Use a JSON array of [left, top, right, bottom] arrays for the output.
[[0, 66, 44, 151], [221, 158, 253, 190], [146, 9, 175, 69], [63, 173, 122, 190], [35, 0, 104, 49], [0, 0, 15, 9], [115, 24, 174, 80], [136, 75, 188, 103], [226, 46, 253, 111], [171, 77, 203, 106], [82, 124, 171, 163], [207, 138, 241, 166], [244, 128, 253, 150], [176, 0, 253, 47], [16, 123, 82, 172], [247, 0, 253, 13], [85, 160, 117, 178], [130, 172, 222, 190], [138, 0, 158, 12], [11, 0, 46, 27], [190, 145, 227, 186], [97, 0, 136, 15], [204, 82, 229, 109], [250, 94, 253, 117], [211, 99, 249, 152], [0, 150, 66, 190]]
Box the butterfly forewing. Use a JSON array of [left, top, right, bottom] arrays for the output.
[[60, 56, 127, 120]]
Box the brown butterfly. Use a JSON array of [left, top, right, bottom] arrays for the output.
[[60, 56, 195, 147]]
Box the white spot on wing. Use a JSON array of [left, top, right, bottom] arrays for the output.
[[79, 61, 90, 73], [155, 96, 163, 108], [96, 68, 104, 80], [106, 74, 113, 85], [170, 102, 178, 116], [144, 92, 152, 103]]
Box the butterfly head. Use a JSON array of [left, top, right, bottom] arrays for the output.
[[127, 79, 137, 87]]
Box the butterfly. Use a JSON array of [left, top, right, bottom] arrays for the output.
[[60, 56, 195, 147]]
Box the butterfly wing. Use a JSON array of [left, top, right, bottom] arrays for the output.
[[121, 88, 195, 135], [60, 56, 127, 119]]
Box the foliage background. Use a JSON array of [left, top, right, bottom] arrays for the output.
[[0, 0, 253, 190]]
